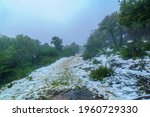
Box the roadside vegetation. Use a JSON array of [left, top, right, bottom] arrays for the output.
[[83, 0, 150, 60], [83, 0, 150, 84], [0, 35, 79, 87], [90, 66, 114, 81]]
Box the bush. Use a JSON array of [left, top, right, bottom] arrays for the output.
[[0, 35, 61, 87], [90, 66, 114, 81], [120, 41, 147, 59], [143, 40, 150, 51], [39, 56, 58, 66], [92, 59, 101, 64], [82, 48, 99, 60], [82, 51, 93, 60], [27, 76, 33, 81], [120, 47, 132, 59], [62, 42, 79, 57]]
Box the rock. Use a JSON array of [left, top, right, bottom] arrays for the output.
[[50, 89, 104, 100]]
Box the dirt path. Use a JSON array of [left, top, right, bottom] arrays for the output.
[[49, 55, 102, 100]]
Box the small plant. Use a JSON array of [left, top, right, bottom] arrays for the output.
[[11, 96, 16, 100], [92, 59, 101, 64], [120, 47, 132, 59], [7, 83, 14, 88], [143, 40, 150, 52], [90, 66, 114, 81], [27, 76, 33, 81]]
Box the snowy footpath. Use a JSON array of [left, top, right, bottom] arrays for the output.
[[0, 54, 150, 100], [0, 56, 81, 100]]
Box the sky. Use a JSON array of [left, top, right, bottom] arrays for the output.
[[0, 0, 119, 45]]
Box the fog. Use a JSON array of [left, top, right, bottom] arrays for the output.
[[0, 0, 119, 45]]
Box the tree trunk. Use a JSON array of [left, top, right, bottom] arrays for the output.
[[119, 26, 123, 47], [110, 30, 117, 47]]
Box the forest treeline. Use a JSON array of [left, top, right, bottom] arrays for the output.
[[0, 34, 79, 87], [83, 0, 150, 59]]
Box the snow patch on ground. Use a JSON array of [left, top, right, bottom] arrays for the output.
[[0, 57, 79, 100], [71, 54, 150, 100]]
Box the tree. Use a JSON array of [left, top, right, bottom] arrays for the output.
[[63, 42, 79, 57], [83, 30, 107, 59], [0, 34, 62, 86], [119, 0, 150, 27], [0, 47, 16, 74], [70, 42, 80, 54], [14, 34, 40, 65], [83, 12, 126, 59], [99, 14, 117, 47], [51, 36, 63, 53], [0, 36, 17, 83], [119, 0, 150, 41], [99, 12, 124, 48]]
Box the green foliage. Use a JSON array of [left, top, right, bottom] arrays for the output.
[[39, 56, 58, 66], [51, 36, 63, 53], [62, 42, 79, 57], [83, 30, 106, 59], [92, 59, 101, 64], [99, 12, 121, 47], [7, 83, 14, 88], [82, 51, 93, 60], [119, 0, 150, 41], [27, 76, 33, 81], [90, 66, 114, 81], [13, 66, 34, 80], [121, 41, 147, 59], [0, 47, 16, 73], [120, 47, 132, 59], [0, 35, 55, 86], [83, 0, 150, 60], [83, 12, 125, 59], [119, 0, 150, 28], [0, 34, 80, 87], [143, 40, 150, 51], [14, 35, 40, 64]]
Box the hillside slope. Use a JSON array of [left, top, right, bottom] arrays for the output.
[[0, 54, 150, 100]]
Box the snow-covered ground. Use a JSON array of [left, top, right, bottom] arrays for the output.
[[0, 53, 150, 100], [0, 57, 80, 100], [71, 54, 150, 100]]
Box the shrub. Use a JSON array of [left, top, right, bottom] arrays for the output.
[[82, 49, 96, 60], [92, 59, 101, 64], [7, 83, 14, 88], [143, 40, 150, 51], [62, 42, 79, 57], [120, 41, 147, 59], [120, 47, 132, 59], [27, 76, 33, 81], [90, 66, 114, 81], [82, 52, 93, 60]]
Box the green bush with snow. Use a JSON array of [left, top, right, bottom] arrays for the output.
[[90, 66, 114, 81]]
